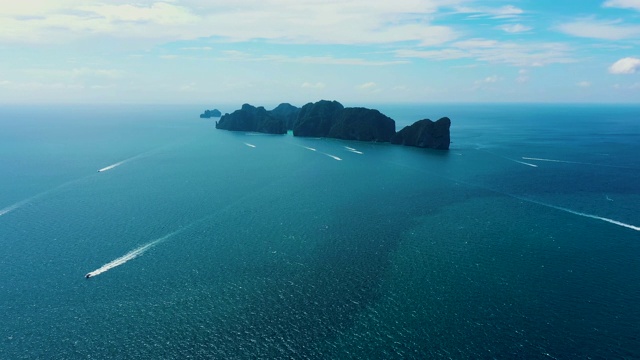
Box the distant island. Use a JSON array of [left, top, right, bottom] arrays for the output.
[[210, 100, 450, 150], [200, 109, 222, 118]]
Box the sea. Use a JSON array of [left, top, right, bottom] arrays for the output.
[[0, 103, 638, 359]]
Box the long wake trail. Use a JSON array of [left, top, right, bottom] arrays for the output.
[[511, 196, 640, 232], [480, 149, 537, 168], [86, 229, 183, 278], [0, 175, 94, 218], [522, 157, 639, 170], [98, 150, 152, 172], [98, 143, 178, 173], [84, 159, 323, 279], [386, 160, 640, 233], [98, 161, 125, 172]]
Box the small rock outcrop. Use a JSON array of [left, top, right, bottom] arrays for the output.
[[215, 104, 286, 134], [200, 109, 222, 118], [390, 117, 451, 150]]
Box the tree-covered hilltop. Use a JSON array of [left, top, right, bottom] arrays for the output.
[[391, 117, 451, 150], [210, 100, 450, 150], [215, 104, 287, 134], [200, 109, 222, 118]]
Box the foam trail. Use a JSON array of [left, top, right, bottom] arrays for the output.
[[244, 143, 256, 148], [344, 146, 363, 154], [522, 157, 572, 164], [0, 175, 94, 217], [86, 230, 181, 278], [98, 161, 124, 172], [522, 157, 639, 170], [292, 144, 317, 152], [98, 147, 165, 173], [513, 160, 538, 168], [479, 149, 537, 168], [385, 160, 639, 233], [322, 153, 342, 161], [0, 202, 24, 217], [514, 196, 640, 232]]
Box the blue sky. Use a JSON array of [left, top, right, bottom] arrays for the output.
[[1, 0, 640, 105]]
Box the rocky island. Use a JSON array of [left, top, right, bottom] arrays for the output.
[[215, 104, 289, 134], [210, 100, 450, 150], [391, 117, 451, 150], [200, 109, 222, 118]]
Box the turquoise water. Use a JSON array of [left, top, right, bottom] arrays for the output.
[[1, 104, 639, 359]]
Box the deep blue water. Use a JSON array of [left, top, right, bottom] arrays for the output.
[[1, 104, 639, 359]]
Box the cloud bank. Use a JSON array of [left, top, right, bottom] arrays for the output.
[[609, 57, 640, 74]]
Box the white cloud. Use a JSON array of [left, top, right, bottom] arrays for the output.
[[498, 24, 532, 33], [358, 82, 378, 90], [0, 0, 462, 45], [577, 81, 592, 87], [455, 5, 524, 18], [613, 82, 640, 90], [179, 82, 197, 92], [472, 75, 502, 91], [557, 18, 640, 40], [77, 3, 199, 25], [218, 52, 407, 66], [609, 57, 640, 74], [516, 69, 530, 83], [395, 39, 574, 67], [392, 85, 409, 91], [181, 47, 213, 51], [301, 82, 326, 89], [356, 81, 383, 93], [481, 75, 500, 83], [603, 0, 640, 11], [23, 67, 123, 79]]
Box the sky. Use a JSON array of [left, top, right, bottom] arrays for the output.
[[1, 0, 640, 105]]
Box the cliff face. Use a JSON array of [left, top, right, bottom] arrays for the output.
[[215, 104, 287, 134], [327, 107, 396, 142], [390, 117, 451, 150], [213, 100, 451, 150], [269, 103, 300, 131], [292, 101, 395, 142], [200, 109, 222, 118], [293, 100, 345, 137]]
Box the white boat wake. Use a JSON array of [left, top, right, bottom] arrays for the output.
[[522, 157, 638, 170], [85, 230, 181, 278], [513, 159, 538, 168], [513, 196, 640, 232], [345, 146, 363, 154], [98, 145, 173, 173], [479, 149, 537, 168], [0, 176, 92, 218], [323, 153, 342, 161], [303, 146, 317, 152], [0, 202, 25, 217], [244, 143, 256, 148], [98, 161, 125, 172]]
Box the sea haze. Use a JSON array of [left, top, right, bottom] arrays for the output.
[[0, 104, 639, 359]]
